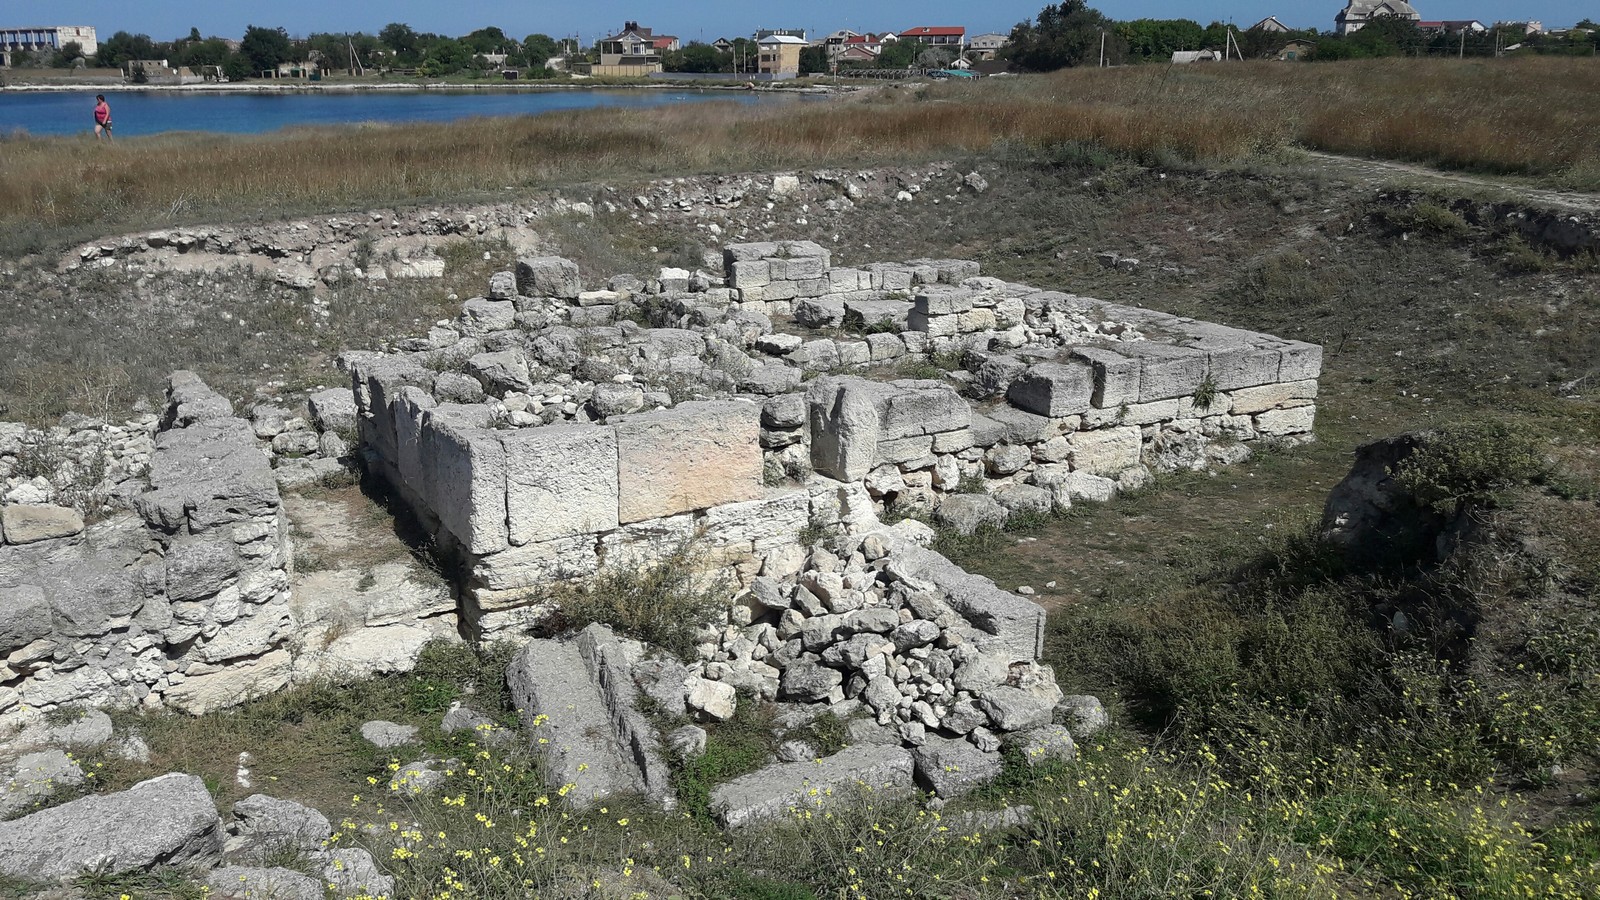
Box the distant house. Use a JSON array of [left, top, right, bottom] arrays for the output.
[[1335, 1, 1422, 36], [821, 29, 859, 53], [1418, 19, 1487, 34], [836, 44, 881, 64], [649, 35, 681, 53], [1171, 49, 1222, 63], [0, 24, 99, 61], [1249, 16, 1293, 32], [712, 38, 734, 53], [125, 58, 207, 84], [756, 33, 807, 76], [900, 26, 966, 48], [1277, 39, 1316, 60], [754, 29, 807, 41], [967, 32, 1009, 60], [1494, 20, 1544, 35], [579, 21, 665, 76]]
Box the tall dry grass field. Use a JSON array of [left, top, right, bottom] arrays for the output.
[[1, 57, 1596, 255]]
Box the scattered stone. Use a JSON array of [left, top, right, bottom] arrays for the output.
[[360, 720, 420, 749], [911, 736, 1003, 799]]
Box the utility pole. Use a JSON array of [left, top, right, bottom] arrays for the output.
[[1459, 28, 1465, 58], [1099, 29, 1106, 67]]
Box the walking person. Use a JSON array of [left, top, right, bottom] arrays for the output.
[[93, 94, 112, 141]]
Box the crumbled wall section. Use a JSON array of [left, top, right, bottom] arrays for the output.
[[0, 373, 294, 726]]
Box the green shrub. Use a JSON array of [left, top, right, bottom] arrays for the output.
[[1393, 421, 1550, 514], [556, 541, 729, 661]]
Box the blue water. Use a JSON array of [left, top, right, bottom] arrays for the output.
[[0, 88, 787, 137]]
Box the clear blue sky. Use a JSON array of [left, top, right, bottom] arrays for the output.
[[5, 1, 1593, 43]]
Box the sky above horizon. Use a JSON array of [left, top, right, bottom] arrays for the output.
[[4, 1, 1592, 43]]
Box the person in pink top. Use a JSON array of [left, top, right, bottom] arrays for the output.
[[93, 94, 112, 141]]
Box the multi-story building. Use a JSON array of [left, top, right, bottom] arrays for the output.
[[899, 26, 966, 49], [0, 25, 98, 64], [757, 34, 807, 76], [1334, 1, 1421, 36], [967, 32, 1009, 60], [584, 21, 665, 76]]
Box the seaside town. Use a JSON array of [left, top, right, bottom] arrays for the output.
[[2, 1, 1596, 85]]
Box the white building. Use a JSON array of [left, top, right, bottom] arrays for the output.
[[0, 24, 98, 62], [967, 32, 1009, 60], [1335, 1, 1422, 36]]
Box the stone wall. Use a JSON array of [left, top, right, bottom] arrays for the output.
[[345, 241, 1320, 646], [1, 373, 295, 728]]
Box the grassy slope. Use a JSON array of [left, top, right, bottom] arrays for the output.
[[3, 57, 1599, 257]]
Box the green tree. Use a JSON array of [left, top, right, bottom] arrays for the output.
[[1004, 1, 1126, 71], [462, 27, 509, 55], [379, 22, 422, 62], [96, 30, 158, 68], [239, 25, 293, 73], [876, 39, 926, 68], [799, 44, 829, 74], [50, 42, 85, 67], [176, 37, 231, 68], [186, 27, 202, 43], [222, 53, 253, 81], [421, 38, 471, 75], [666, 42, 728, 73], [520, 34, 560, 68]]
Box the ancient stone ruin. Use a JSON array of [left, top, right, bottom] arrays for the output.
[[0, 238, 1320, 861]]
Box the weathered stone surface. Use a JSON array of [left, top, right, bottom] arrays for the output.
[[307, 389, 358, 435], [1229, 380, 1318, 416], [0, 582, 52, 652], [1124, 343, 1209, 402], [686, 676, 739, 720], [137, 418, 279, 533], [421, 415, 508, 555], [0, 505, 84, 545], [935, 493, 1007, 535], [710, 745, 915, 828], [1016, 724, 1077, 766], [873, 529, 1046, 660], [205, 867, 323, 900], [613, 401, 762, 524], [162, 649, 294, 715], [1067, 426, 1143, 477], [502, 425, 619, 545], [0, 749, 85, 819], [911, 736, 1003, 799], [360, 721, 420, 749], [1006, 362, 1094, 418], [1071, 346, 1141, 409], [806, 377, 883, 483], [229, 794, 332, 857], [515, 256, 582, 299], [979, 665, 1064, 733], [0, 773, 221, 879], [165, 370, 235, 427], [1255, 404, 1316, 436], [1057, 694, 1110, 736]]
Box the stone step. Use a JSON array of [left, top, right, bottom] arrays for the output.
[[709, 744, 915, 828]]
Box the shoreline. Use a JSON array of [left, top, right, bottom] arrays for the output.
[[0, 79, 846, 96]]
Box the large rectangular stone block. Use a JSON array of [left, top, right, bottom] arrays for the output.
[[473, 535, 601, 590], [728, 259, 771, 289], [421, 414, 508, 555], [1278, 341, 1324, 382], [879, 380, 970, 440], [807, 377, 882, 482], [1208, 345, 1283, 391], [1068, 426, 1143, 476], [1254, 404, 1316, 436], [723, 242, 782, 265], [1124, 344, 1209, 402], [515, 256, 581, 299], [392, 387, 436, 500], [613, 401, 762, 524], [914, 287, 975, 316], [1229, 380, 1319, 415], [502, 424, 620, 546], [1006, 361, 1094, 418], [1070, 347, 1141, 409]]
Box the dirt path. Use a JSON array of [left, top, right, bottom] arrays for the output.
[[1303, 151, 1600, 213]]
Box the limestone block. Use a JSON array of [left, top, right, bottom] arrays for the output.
[[807, 378, 882, 483], [699, 490, 809, 554], [460, 298, 516, 335], [0, 773, 221, 879], [1070, 346, 1142, 409], [515, 256, 582, 299], [421, 416, 508, 555], [914, 287, 975, 316], [1006, 362, 1094, 418], [163, 649, 293, 714], [794, 298, 846, 328], [474, 535, 601, 591], [502, 425, 619, 546], [163, 539, 242, 602], [710, 746, 914, 828], [866, 333, 906, 362], [836, 340, 871, 368], [1068, 427, 1143, 477], [1278, 341, 1324, 382], [1, 505, 84, 545], [875, 434, 934, 467], [1229, 380, 1319, 416], [468, 350, 533, 395], [307, 389, 358, 435], [723, 242, 782, 264], [1208, 345, 1283, 391], [613, 401, 762, 524], [985, 406, 1055, 444], [0, 584, 51, 653], [728, 259, 771, 289], [911, 736, 1003, 799], [1254, 404, 1317, 437], [956, 308, 997, 333], [1124, 344, 1209, 402]]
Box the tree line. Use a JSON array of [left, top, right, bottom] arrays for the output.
[[1003, 2, 1598, 70], [17, 24, 571, 80]]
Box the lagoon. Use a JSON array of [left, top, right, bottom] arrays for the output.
[[0, 87, 790, 138]]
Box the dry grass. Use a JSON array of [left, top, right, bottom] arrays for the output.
[[2, 58, 1597, 257]]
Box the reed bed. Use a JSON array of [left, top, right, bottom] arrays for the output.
[[2, 57, 1596, 255]]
